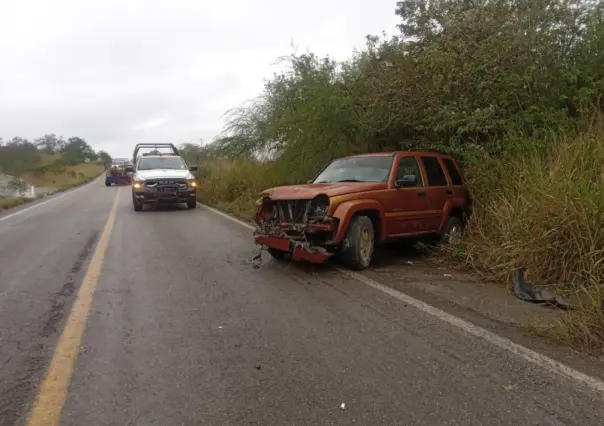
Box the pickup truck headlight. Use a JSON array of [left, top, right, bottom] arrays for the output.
[[310, 194, 330, 217], [132, 177, 144, 189], [187, 178, 197, 188]]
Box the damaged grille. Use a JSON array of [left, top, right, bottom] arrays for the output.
[[276, 200, 310, 223]]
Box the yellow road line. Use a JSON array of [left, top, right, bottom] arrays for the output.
[[26, 188, 122, 426]]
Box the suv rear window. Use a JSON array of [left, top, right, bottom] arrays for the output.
[[420, 156, 448, 186], [442, 158, 463, 186]]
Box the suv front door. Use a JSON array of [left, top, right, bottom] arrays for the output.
[[386, 155, 434, 236]]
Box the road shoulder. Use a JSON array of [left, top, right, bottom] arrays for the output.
[[199, 203, 604, 384]]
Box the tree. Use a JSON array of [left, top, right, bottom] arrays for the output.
[[60, 137, 97, 164], [34, 134, 61, 155], [0, 137, 41, 174], [97, 150, 112, 166]]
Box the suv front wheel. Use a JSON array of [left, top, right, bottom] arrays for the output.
[[339, 215, 375, 270]]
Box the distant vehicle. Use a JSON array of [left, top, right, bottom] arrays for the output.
[[253, 151, 473, 270], [126, 143, 198, 211], [105, 158, 133, 186]]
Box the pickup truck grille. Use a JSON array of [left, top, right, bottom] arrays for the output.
[[276, 200, 310, 223], [145, 179, 188, 189]]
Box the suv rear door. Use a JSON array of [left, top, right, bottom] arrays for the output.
[[417, 155, 451, 230], [441, 156, 465, 200]]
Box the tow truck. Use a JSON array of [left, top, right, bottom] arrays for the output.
[[105, 158, 133, 186]]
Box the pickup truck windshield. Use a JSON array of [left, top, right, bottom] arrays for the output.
[[138, 157, 186, 170], [314, 156, 394, 183]]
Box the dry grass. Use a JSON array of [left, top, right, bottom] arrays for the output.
[[197, 159, 280, 220], [25, 161, 104, 191], [1, 161, 104, 211], [0, 197, 30, 210], [458, 131, 604, 352]]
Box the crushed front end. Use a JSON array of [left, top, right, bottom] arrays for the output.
[[253, 195, 338, 264]]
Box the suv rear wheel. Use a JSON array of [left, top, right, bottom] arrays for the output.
[[441, 216, 463, 244], [339, 215, 375, 270]]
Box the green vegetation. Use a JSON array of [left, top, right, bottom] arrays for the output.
[[180, 0, 604, 349], [0, 196, 30, 210], [0, 134, 107, 209]]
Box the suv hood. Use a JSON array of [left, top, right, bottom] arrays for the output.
[[261, 182, 388, 200], [136, 169, 193, 180]]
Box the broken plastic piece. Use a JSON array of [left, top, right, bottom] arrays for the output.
[[514, 267, 571, 310]]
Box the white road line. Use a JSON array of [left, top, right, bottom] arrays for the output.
[[200, 202, 604, 396], [0, 175, 103, 223]]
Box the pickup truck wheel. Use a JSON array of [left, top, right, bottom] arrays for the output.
[[267, 247, 290, 261], [441, 216, 463, 244], [105, 180, 110, 187], [132, 195, 143, 212], [187, 200, 197, 209], [339, 215, 374, 270]]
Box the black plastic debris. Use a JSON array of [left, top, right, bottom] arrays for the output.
[[514, 267, 571, 310]]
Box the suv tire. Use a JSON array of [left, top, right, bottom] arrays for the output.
[[267, 247, 290, 261], [441, 216, 463, 244], [187, 200, 197, 209], [339, 215, 374, 270]]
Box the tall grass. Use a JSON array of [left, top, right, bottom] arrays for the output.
[[458, 129, 604, 350], [197, 159, 282, 220]]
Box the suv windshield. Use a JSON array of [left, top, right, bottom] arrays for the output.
[[137, 157, 186, 170], [313, 155, 394, 183]]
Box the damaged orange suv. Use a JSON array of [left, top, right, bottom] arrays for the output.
[[253, 151, 473, 270]]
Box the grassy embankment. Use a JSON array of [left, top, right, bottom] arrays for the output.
[[188, 1, 604, 350], [0, 155, 104, 210]]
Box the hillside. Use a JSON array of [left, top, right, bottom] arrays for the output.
[[183, 0, 604, 350], [0, 136, 107, 209]]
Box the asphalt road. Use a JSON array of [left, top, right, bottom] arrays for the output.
[[1, 180, 604, 426]]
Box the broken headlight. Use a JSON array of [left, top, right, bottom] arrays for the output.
[[310, 194, 330, 217]]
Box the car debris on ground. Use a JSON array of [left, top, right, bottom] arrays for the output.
[[514, 267, 571, 310]]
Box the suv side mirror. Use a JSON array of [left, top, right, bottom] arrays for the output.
[[189, 166, 198, 172], [306, 179, 314, 184], [395, 175, 417, 188]]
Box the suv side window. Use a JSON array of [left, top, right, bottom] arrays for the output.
[[396, 156, 423, 186], [442, 158, 463, 186], [420, 156, 448, 186]]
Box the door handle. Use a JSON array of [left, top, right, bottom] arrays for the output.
[[417, 190, 427, 197], [445, 189, 453, 195]]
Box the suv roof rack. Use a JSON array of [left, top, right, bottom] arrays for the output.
[[405, 148, 454, 156], [132, 143, 179, 164]]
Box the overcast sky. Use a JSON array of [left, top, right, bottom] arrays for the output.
[[0, 0, 399, 157]]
